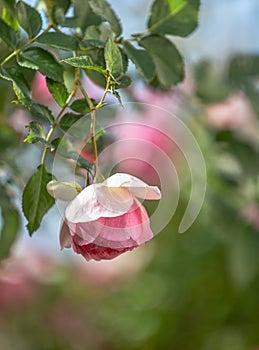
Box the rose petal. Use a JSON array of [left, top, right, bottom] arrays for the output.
[[59, 221, 72, 249], [71, 200, 153, 249], [71, 240, 135, 261], [47, 180, 81, 201], [103, 173, 161, 200], [65, 184, 133, 223]]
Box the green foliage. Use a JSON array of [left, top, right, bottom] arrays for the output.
[[228, 54, 259, 115], [0, 66, 31, 106], [64, 0, 101, 31], [24, 121, 52, 148], [148, 0, 200, 37], [22, 165, 55, 235], [44, 0, 71, 26], [46, 78, 68, 107], [0, 0, 19, 30], [194, 61, 232, 102], [104, 38, 123, 79], [86, 127, 105, 144], [17, 47, 64, 83], [70, 98, 92, 113], [0, 188, 19, 260], [0, 18, 19, 49], [139, 35, 184, 88], [16, 1, 42, 39], [228, 54, 259, 85], [123, 41, 155, 82], [62, 56, 107, 75], [59, 112, 84, 131], [52, 137, 93, 169], [0, 0, 204, 243], [89, 0, 122, 37], [30, 103, 55, 124], [24, 121, 46, 144], [36, 32, 79, 51], [62, 56, 93, 67]]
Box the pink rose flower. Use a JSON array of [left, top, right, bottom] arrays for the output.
[[47, 173, 161, 261]]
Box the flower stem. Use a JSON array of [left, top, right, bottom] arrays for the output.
[[80, 76, 111, 181], [94, 76, 111, 111]]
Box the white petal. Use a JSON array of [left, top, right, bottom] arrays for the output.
[[65, 183, 133, 223], [47, 180, 82, 201], [103, 173, 161, 200]]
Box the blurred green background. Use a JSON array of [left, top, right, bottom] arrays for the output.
[[1, 0, 259, 349]]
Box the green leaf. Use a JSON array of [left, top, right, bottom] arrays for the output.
[[23, 121, 52, 147], [24, 121, 46, 144], [64, 0, 102, 30], [16, 0, 42, 38], [139, 35, 184, 88], [41, 0, 71, 26], [0, 66, 31, 106], [245, 83, 259, 116], [30, 103, 55, 124], [87, 127, 105, 143], [59, 113, 84, 131], [36, 32, 79, 51], [62, 56, 93, 67], [17, 47, 64, 82], [2, 6, 19, 30], [120, 48, 129, 73], [148, 0, 200, 37], [83, 25, 102, 41], [89, 0, 122, 37], [77, 156, 94, 169], [46, 78, 68, 107], [70, 98, 92, 113], [62, 56, 108, 76], [112, 90, 123, 108], [123, 41, 155, 82], [228, 55, 259, 86], [22, 165, 55, 235], [52, 138, 93, 169], [85, 69, 106, 88], [52, 138, 77, 158], [0, 18, 19, 49], [194, 61, 231, 103], [115, 75, 132, 89], [0, 204, 19, 260], [104, 38, 123, 78]]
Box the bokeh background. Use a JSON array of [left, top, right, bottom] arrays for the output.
[[1, 0, 259, 349]]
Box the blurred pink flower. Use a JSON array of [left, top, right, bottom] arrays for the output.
[[8, 109, 30, 136], [110, 118, 176, 185], [31, 72, 53, 105], [49, 173, 161, 261], [205, 92, 256, 130], [241, 204, 259, 230], [0, 256, 39, 314], [101, 86, 182, 185]]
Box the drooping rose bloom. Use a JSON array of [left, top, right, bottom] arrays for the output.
[[47, 173, 161, 261]]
